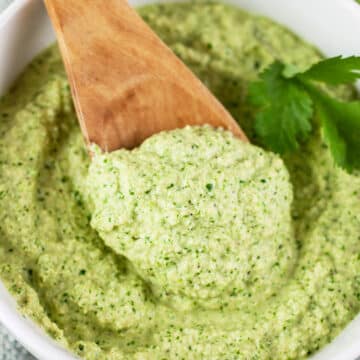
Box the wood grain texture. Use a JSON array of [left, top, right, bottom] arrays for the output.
[[44, 0, 248, 151]]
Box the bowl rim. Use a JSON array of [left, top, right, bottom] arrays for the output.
[[0, 0, 27, 28]]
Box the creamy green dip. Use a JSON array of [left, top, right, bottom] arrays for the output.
[[88, 126, 294, 312], [0, 2, 359, 359]]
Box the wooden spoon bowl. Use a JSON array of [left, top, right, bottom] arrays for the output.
[[44, 0, 248, 152]]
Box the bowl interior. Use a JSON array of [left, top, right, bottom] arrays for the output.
[[0, 0, 359, 359]]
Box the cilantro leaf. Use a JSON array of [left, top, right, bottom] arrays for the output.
[[248, 56, 360, 172], [248, 61, 313, 153], [301, 56, 360, 85], [313, 91, 360, 171]]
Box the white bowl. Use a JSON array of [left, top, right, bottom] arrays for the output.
[[0, 0, 359, 359]]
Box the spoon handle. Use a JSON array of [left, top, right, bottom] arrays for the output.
[[44, 0, 247, 151]]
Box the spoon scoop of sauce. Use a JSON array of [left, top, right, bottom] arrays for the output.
[[43, 0, 248, 152]]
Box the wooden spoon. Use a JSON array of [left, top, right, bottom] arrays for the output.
[[44, 0, 248, 152]]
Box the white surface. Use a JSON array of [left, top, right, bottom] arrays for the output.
[[0, 0, 359, 359], [0, 0, 13, 12]]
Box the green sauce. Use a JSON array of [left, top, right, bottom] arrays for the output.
[[88, 126, 294, 311], [0, 2, 359, 359]]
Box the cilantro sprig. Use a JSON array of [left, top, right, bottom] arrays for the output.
[[248, 56, 360, 172]]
